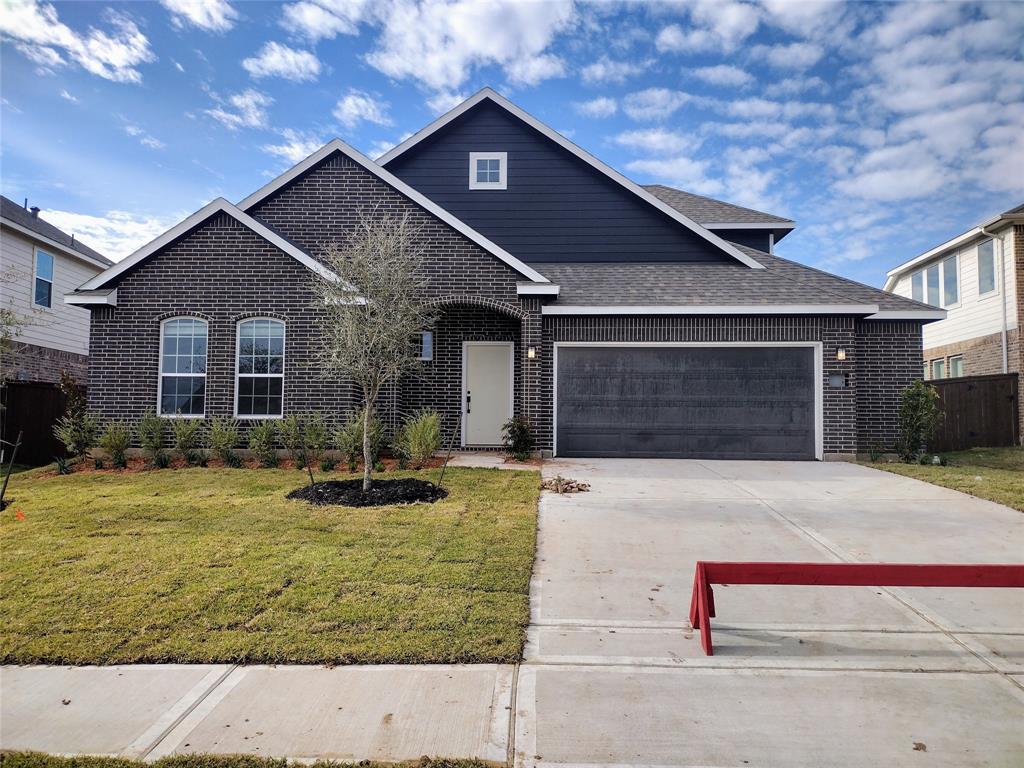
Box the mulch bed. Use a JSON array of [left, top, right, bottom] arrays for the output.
[[287, 478, 448, 507]]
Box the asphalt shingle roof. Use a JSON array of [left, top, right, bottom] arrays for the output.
[[643, 184, 794, 225], [1, 195, 112, 266]]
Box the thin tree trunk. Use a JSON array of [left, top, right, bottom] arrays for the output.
[[362, 399, 373, 491]]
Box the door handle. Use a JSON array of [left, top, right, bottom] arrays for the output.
[[466, 391, 471, 413]]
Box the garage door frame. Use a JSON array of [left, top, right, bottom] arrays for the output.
[[552, 341, 824, 460]]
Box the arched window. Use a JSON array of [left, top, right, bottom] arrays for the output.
[[159, 317, 207, 416], [235, 318, 285, 417]]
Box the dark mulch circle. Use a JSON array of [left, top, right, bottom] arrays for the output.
[[287, 478, 448, 507]]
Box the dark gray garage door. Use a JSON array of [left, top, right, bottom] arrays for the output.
[[556, 346, 816, 460]]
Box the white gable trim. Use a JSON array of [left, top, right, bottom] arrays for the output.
[[76, 198, 338, 291], [379, 88, 766, 271], [237, 138, 550, 284], [705, 221, 795, 230], [517, 282, 560, 296], [542, 303, 878, 316], [64, 288, 117, 306]]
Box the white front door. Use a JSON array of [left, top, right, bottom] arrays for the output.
[[463, 342, 513, 446]]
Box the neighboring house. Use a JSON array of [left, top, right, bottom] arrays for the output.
[[885, 203, 1023, 442], [67, 88, 940, 461], [1, 195, 113, 384]]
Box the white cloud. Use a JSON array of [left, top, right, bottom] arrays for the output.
[[160, 0, 237, 32], [722, 97, 834, 121], [1, 2, 154, 83], [280, 0, 367, 41], [262, 128, 324, 164], [686, 64, 753, 87], [573, 96, 617, 118], [750, 42, 824, 70], [581, 55, 649, 85], [764, 76, 827, 97], [835, 143, 946, 202], [655, 0, 761, 54], [242, 42, 321, 82], [205, 89, 273, 130], [622, 88, 691, 121], [41, 208, 184, 262], [172, 59, 185, 72], [625, 156, 724, 196], [16, 43, 64, 72], [426, 90, 468, 114], [59, 89, 78, 103], [124, 124, 166, 150], [614, 128, 700, 155], [363, 0, 574, 91], [333, 89, 392, 129]]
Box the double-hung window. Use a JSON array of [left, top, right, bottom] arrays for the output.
[[236, 318, 285, 417], [931, 358, 946, 380], [468, 152, 507, 190], [159, 318, 207, 416], [34, 249, 54, 308], [978, 239, 996, 295]]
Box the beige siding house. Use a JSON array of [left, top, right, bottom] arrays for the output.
[[1, 196, 112, 383]]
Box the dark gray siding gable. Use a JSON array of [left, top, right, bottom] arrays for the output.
[[384, 101, 732, 264], [715, 229, 773, 252]]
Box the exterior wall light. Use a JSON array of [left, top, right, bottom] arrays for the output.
[[527, 347, 537, 359], [836, 348, 847, 361]]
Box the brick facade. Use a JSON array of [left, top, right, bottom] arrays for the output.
[[923, 330, 1020, 378], [1, 341, 88, 384], [855, 320, 924, 453]]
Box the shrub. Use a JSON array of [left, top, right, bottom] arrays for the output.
[[502, 416, 535, 461], [137, 409, 167, 467], [319, 456, 336, 472], [248, 421, 278, 467], [53, 411, 99, 462], [172, 418, 204, 465], [395, 410, 441, 469], [54, 455, 71, 475], [278, 415, 305, 466], [896, 380, 944, 463], [332, 408, 385, 470], [99, 421, 131, 468], [207, 416, 240, 465]]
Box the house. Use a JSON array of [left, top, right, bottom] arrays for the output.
[[1, 195, 113, 384], [884, 203, 1023, 442], [66, 88, 941, 461]]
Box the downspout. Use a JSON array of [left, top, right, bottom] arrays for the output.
[[980, 225, 1009, 374]]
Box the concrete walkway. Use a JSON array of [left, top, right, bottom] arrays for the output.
[[2, 460, 1022, 765]]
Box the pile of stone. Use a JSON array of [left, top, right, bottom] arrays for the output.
[[541, 475, 591, 494]]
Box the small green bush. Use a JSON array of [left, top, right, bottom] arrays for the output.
[[278, 415, 305, 466], [53, 411, 100, 462], [502, 415, 535, 461], [332, 408, 385, 469], [247, 421, 278, 467], [394, 410, 441, 469], [303, 413, 329, 470], [207, 415, 240, 465], [99, 421, 131, 468], [319, 456, 336, 472], [896, 380, 943, 463], [172, 418, 204, 464], [136, 409, 167, 467]]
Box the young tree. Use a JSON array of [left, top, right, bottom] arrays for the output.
[[312, 209, 437, 490]]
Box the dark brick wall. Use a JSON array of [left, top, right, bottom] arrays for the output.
[[1, 341, 88, 384], [855, 320, 923, 453]]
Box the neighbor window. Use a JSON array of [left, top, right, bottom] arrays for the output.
[[942, 254, 958, 305], [912, 258, 957, 308], [33, 249, 54, 308], [978, 239, 996, 295], [159, 318, 207, 416], [416, 330, 433, 361], [931, 358, 946, 380], [922, 361, 929, 380], [911, 271, 924, 303], [236, 318, 285, 417], [949, 355, 964, 378], [468, 151, 507, 190]]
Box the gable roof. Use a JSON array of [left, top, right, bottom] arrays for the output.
[[378, 88, 766, 271], [642, 184, 794, 228], [237, 137, 550, 284], [1, 195, 113, 269], [71, 198, 338, 296]]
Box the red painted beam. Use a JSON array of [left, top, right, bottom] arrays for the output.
[[689, 561, 1024, 656]]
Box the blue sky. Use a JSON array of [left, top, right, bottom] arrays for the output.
[[2, 0, 1022, 287]]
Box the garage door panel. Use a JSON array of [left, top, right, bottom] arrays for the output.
[[556, 346, 816, 460]]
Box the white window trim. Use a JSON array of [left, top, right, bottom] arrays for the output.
[[33, 247, 54, 310], [948, 355, 964, 378], [157, 317, 208, 418], [468, 151, 507, 190], [911, 255, 959, 310], [931, 358, 946, 380], [416, 330, 434, 361], [976, 238, 999, 298], [234, 317, 286, 420]]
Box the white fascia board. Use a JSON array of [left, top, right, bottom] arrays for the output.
[[704, 221, 795, 230], [865, 309, 947, 321], [77, 199, 339, 291], [517, 282, 560, 295], [542, 303, 879, 316], [64, 288, 117, 306], [378, 88, 766, 271], [237, 138, 550, 284], [1, 218, 111, 271]]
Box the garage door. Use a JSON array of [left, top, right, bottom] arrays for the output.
[[556, 346, 817, 460]]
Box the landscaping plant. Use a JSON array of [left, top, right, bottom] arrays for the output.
[[895, 380, 943, 463], [278, 415, 305, 467], [136, 410, 167, 467], [502, 416, 536, 461], [247, 421, 279, 467], [302, 413, 329, 474], [394, 410, 441, 469], [53, 410, 99, 464], [172, 418, 204, 465], [332, 408, 385, 472], [312, 209, 438, 490], [99, 421, 131, 469], [207, 415, 241, 466]]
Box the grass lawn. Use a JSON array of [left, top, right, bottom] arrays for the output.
[[867, 446, 1024, 512], [0, 753, 487, 768], [0, 466, 538, 665]]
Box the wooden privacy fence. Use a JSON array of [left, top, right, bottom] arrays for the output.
[[0, 381, 68, 466], [930, 373, 1019, 452]]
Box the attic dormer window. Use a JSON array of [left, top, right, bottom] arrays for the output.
[[469, 152, 507, 190]]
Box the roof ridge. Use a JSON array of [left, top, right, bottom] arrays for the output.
[[642, 184, 794, 224], [0, 194, 113, 266]]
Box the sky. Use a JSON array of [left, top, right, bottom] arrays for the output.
[[1, 0, 1022, 288]]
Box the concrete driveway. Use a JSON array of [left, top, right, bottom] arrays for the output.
[[517, 459, 1024, 767]]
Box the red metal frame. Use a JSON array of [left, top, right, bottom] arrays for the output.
[[689, 561, 1024, 656]]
